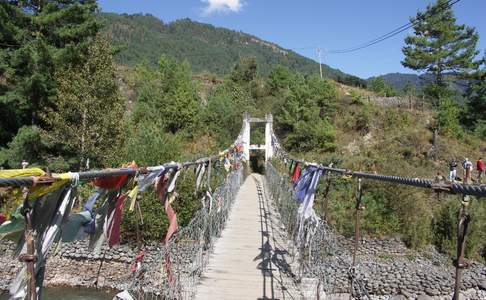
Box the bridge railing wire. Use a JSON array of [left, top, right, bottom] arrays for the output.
[[133, 167, 244, 300], [1, 123, 248, 300], [268, 130, 486, 299], [264, 162, 371, 299], [270, 133, 486, 198]]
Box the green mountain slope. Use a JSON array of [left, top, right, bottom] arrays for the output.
[[100, 13, 347, 78]]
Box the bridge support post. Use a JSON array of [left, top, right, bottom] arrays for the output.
[[242, 112, 250, 164], [350, 178, 363, 299], [265, 113, 273, 161], [453, 194, 470, 300]]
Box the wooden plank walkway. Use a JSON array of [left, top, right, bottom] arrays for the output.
[[195, 174, 303, 300]]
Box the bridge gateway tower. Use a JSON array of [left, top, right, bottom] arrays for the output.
[[241, 112, 274, 162]]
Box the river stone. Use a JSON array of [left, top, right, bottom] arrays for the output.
[[479, 279, 486, 290], [327, 293, 351, 300], [425, 288, 440, 296], [417, 294, 433, 300]]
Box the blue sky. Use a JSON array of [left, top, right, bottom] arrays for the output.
[[98, 0, 486, 79]]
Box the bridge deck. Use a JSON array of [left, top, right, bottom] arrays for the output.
[[195, 174, 302, 300]]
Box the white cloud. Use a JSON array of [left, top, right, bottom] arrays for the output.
[[201, 0, 244, 15]]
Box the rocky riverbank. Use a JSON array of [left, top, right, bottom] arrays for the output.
[[1, 237, 486, 299], [310, 237, 486, 299], [0, 240, 162, 294]]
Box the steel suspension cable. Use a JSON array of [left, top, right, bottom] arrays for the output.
[[271, 133, 486, 197]]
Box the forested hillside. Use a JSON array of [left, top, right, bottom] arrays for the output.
[[99, 13, 346, 78]]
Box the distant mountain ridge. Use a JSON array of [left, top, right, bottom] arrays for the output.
[[369, 73, 425, 91], [99, 13, 348, 78], [369, 72, 468, 94]]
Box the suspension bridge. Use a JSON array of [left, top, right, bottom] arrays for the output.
[[1, 113, 486, 300]]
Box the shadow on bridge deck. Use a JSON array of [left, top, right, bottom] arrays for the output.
[[254, 176, 300, 300]]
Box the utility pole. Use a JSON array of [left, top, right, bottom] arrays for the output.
[[317, 47, 323, 78]]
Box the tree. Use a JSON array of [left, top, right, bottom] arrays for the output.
[[402, 82, 417, 97], [307, 76, 339, 117], [401, 0, 479, 105], [464, 54, 486, 137], [202, 93, 242, 147], [276, 74, 337, 152], [0, 0, 99, 145], [368, 76, 396, 97], [369, 77, 386, 95], [0, 126, 48, 168], [230, 56, 257, 85], [435, 99, 463, 138], [268, 65, 293, 94], [131, 55, 200, 135], [44, 36, 124, 170]]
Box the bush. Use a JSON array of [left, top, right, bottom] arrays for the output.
[[349, 89, 366, 105], [285, 118, 336, 152], [473, 120, 486, 139], [0, 126, 50, 169], [436, 99, 463, 138], [275, 74, 338, 153], [353, 105, 372, 133], [122, 121, 182, 166]]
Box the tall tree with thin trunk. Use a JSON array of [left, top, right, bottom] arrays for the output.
[[401, 0, 479, 105], [44, 36, 125, 170]]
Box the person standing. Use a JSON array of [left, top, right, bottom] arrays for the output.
[[477, 157, 484, 183], [463, 158, 473, 183], [21, 160, 29, 169], [449, 159, 458, 182]]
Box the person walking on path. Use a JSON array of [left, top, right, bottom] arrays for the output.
[[449, 159, 458, 182], [463, 158, 473, 183], [477, 158, 484, 183]]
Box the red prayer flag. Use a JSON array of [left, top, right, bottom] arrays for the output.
[[164, 201, 178, 243], [155, 173, 170, 205], [106, 194, 127, 247], [292, 163, 301, 184], [92, 162, 137, 190]]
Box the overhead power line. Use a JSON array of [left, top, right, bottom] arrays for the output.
[[327, 0, 462, 54]]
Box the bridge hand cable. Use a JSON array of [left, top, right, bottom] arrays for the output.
[[271, 132, 486, 197]]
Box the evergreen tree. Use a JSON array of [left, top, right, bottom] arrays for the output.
[[369, 76, 397, 97], [0, 0, 99, 145], [369, 77, 387, 95], [436, 99, 463, 138], [402, 82, 417, 97], [268, 65, 292, 95], [401, 0, 479, 104], [43, 36, 124, 170], [230, 56, 257, 85], [131, 55, 200, 134], [464, 54, 486, 137], [275, 74, 337, 152], [307, 76, 339, 118]]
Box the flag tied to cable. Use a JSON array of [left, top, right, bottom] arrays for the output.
[[294, 166, 323, 220]]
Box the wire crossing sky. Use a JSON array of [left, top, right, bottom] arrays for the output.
[[98, 0, 486, 78]]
